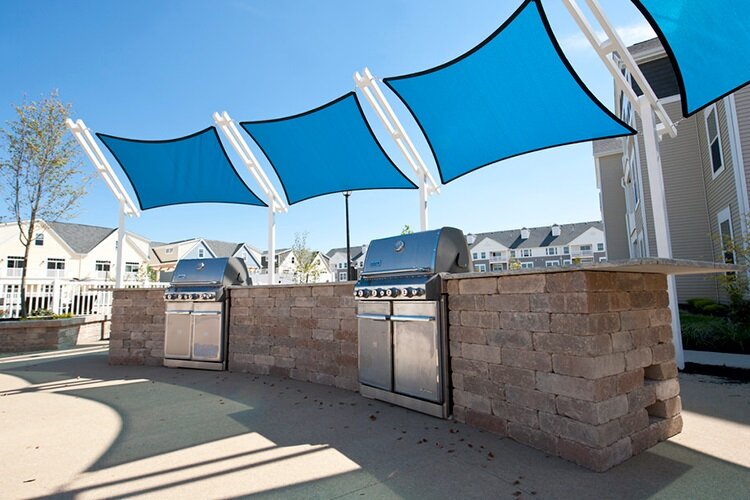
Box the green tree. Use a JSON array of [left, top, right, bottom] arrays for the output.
[[0, 92, 88, 317], [292, 232, 320, 284], [401, 224, 414, 235]]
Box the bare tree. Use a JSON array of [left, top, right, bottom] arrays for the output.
[[0, 92, 88, 317], [292, 232, 321, 284]]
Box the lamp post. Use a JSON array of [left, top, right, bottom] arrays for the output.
[[343, 191, 353, 281]]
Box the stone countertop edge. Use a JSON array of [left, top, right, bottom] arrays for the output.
[[440, 258, 741, 280]]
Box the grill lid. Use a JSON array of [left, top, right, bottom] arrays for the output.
[[170, 257, 249, 287], [361, 227, 471, 277]]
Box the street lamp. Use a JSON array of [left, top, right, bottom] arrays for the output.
[[343, 191, 354, 281]]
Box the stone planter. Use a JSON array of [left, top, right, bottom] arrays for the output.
[[0, 316, 86, 353]]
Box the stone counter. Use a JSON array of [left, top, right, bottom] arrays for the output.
[[107, 260, 724, 471]]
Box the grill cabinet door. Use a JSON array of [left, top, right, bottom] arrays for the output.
[[392, 301, 441, 403], [192, 303, 223, 361], [165, 306, 192, 359], [357, 301, 392, 390]]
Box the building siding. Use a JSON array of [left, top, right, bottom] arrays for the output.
[[597, 154, 630, 260]]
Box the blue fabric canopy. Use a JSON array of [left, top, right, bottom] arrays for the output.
[[384, 0, 635, 184], [97, 127, 266, 210], [631, 0, 750, 117], [241, 92, 416, 205]]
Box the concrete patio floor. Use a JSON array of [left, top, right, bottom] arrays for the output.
[[1, 345, 748, 499]]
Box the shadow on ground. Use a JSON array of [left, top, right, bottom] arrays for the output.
[[1, 349, 748, 499]]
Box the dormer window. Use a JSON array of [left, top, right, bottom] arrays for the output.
[[551, 224, 561, 237], [520, 227, 530, 240], [35, 233, 44, 246], [165, 247, 174, 255]]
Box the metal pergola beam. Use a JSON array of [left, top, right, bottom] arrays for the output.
[[354, 67, 440, 231], [562, 0, 684, 368], [214, 111, 288, 285], [66, 118, 140, 289]]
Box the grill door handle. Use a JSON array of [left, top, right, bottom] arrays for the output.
[[166, 311, 191, 315], [356, 313, 389, 321], [192, 311, 221, 316], [390, 314, 435, 322]]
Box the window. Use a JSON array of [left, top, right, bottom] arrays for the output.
[[520, 262, 534, 269], [35, 233, 44, 246], [95, 261, 111, 278], [563, 259, 572, 266], [520, 249, 532, 257], [474, 264, 487, 272], [545, 260, 560, 267], [197, 248, 205, 258], [47, 258, 65, 278], [165, 247, 174, 255], [125, 262, 139, 274], [338, 271, 347, 281], [510, 250, 516, 258], [545, 247, 558, 256], [599, 257, 608, 263], [563, 246, 570, 255], [705, 105, 724, 176], [718, 207, 734, 264], [580, 245, 592, 255], [480, 252, 486, 259], [472, 252, 478, 259], [597, 243, 605, 252], [6, 256, 24, 277]]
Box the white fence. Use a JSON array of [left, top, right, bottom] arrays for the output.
[[0, 280, 167, 319]]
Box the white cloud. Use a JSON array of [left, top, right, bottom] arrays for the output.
[[560, 21, 656, 53]]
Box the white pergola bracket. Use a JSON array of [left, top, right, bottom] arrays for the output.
[[562, 0, 684, 368], [66, 118, 140, 288], [214, 112, 288, 285], [354, 67, 440, 231]]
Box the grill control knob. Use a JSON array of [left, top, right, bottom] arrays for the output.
[[356, 289, 371, 298], [191, 293, 200, 300], [374, 288, 385, 298], [181, 293, 190, 300], [386, 287, 401, 297], [401, 287, 414, 298], [414, 288, 425, 297]]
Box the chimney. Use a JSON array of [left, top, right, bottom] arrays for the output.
[[466, 234, 477, 245], [551, 224, 561, 237], [520, 227, 530, 240]]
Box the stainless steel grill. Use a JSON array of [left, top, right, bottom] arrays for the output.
[[163, 257, 249, 370], [354, 227, 471, 418]]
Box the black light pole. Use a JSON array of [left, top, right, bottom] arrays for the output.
[[343, 191, 353, 281]]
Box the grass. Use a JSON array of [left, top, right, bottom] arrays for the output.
[[680, 311, 750, 354]]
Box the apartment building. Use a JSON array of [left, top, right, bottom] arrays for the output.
[[467, 222, 606, 272], [0, 220, 150, 283], [326, 245, 367, 282], [259, 248, 333, 284], [594, 38, 750, 303], [150, 238, 262, 281]]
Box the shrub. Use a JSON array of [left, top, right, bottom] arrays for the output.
[[681, 312, 750, 354]]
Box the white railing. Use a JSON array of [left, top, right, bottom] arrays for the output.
[[0, 279, 167, 319], [488, 254, 507, 263]]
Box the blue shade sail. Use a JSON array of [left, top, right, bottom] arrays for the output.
[[97, 127, 266, 210], [631, 0, 750, 117], [241, 93, 417, 205], [384, 0, 635, 184]]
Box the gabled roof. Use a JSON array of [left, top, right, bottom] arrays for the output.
[[204, 239, 243, 258], [46, 221, 116, 254], [470, 221, 603, 250], [325, 245, 367, 260]]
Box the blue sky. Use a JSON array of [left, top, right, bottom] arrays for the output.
[[0, 0, 654, 252]]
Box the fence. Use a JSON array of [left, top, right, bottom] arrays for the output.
[[0, 280, 167, 319]]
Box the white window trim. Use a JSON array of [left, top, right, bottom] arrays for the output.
[[705, 104, 725, 179], [520, 262, 534, 269], [717, 206, 734, 263], [545, 260, 560, 267], [474, 264, 487, 272]]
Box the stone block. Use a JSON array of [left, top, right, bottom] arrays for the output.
[[458, 277, 497, 295], [646, 378, 680, 402], [550, 313, 620, 335], [649, 308, 672, 327], [536, 372, 617, 402], [625, 347, 653, 371], [651, 343, 676, 364], [502, 348, 552, 372], [312, 286, 334, 296], [491, 400, 539, 428], [647, 396, 681, 418], [501, 312, 550, 332], [450, 326, 487, 345], [454, 390, 491, 414], [619, 409, 649, 435], [545, 272, 588, 293], [555, 395, 629, 425], [497, 274, 546, 294], [486, 329, 533, 349], [488, 364, 536, 389], [465, 410, 507, 436], [558, 437, 632, 472], [505, 386, 557, 413], [449, 295, 485, 311], [460, 311, 500, 329], [533, 333, 612, 356], [617, 369, 644, 394], [627, 384, 657, 413], [529, 293, 566, 313], [452, 358, 489, 378], [539, 412, 622, 448], [552, 353, 625, 379], [484, 294, 530, 312], [611, 331, 634, 353], [507, 422, 558, 456], [644, 361, 678, 381], [462, 344, 502, 363], [620, 310, 651, 331]]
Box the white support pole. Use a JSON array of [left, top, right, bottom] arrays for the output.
[[354, 68, 439, 231], [214, 112, 287, 285], [268, 202, 276, 285], [639, 97, 684, 368], [115, 202, 126, 288]]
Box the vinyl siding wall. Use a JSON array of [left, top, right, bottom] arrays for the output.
[[597, 154, 630, 260]]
